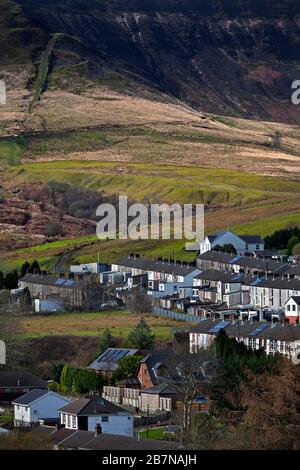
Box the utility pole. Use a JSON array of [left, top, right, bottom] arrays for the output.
[[146, 404, 150, 438]]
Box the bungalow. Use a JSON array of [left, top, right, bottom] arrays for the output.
[[0, 371, 47, 404], [199, 230, 264, 255], [59, 396, 134, 437], [13, 389, 71, 427]]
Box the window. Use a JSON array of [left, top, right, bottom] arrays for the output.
[[287, 305, 290, 311], [293, 304, 296, 312], [61, 413, 66, 425], [67, 414, 71, 428], [256, 245, 259, 250], [72, 416, 76, 429], [101, 416, 109, 422]]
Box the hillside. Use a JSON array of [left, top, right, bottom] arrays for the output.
[[11, 0, 300, 123], [0, 0, 300, 270]]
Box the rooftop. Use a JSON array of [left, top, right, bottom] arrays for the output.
[[88, 348, 140, 372], [12, 389, 48, 405], [59, 396, 131, 416], [0, 371, 47, 389]]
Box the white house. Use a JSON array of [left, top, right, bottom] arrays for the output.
[[285, 297, 300, 324], [189, 318, 300, 359], [13, 390, 71, 427], [59, 396, 134, 437], [200, 230, 264, 255]]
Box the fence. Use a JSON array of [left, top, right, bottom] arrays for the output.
[[151, 306, 201, 323]]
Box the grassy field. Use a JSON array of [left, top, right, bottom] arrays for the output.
[[139, 428, 165, 440], [18, 310, 189, 340], [5, 160, 300, 206]]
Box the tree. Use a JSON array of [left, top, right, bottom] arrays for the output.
[[44, 221, 63, 238], [188, 413, 226, 450], [113, 355, 142, 382], [29, 261, 41, 275], [169, 352, 219, 433], [20, 287, 32, 311], [98, 328, 117, 356], [287, 235, 300, 255], [72, 369, 105, 394], [127, 317, 155, 349], [45, 180, 68, 207], [60, 365, 76, 393], [4, 271, 19, 289], [50, 362, 65, 383], [125, 289, 151, 315], [21, 262, 31, 278]]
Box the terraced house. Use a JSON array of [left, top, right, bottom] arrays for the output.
[[19, 273, 104, 310], [189, 318, 300, 359]]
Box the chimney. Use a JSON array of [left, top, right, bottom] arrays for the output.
[[95, 424, 102, 437]]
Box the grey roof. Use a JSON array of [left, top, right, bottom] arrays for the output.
[[139, 350, 173, 386], [59, 396, 130, 416], [244, 276, 300, 290], [0, 371, 47, 389], [19, 274, 86, 289], [189, 319, 300, 341], [115, 256, 199, 276], [195, 270, 244, 283], [141, 384, 179, 395], [197, 250, 289, 274], [240, 235, 263, 244], [285, 265, 300, 277], [52, 428, 180, 450], [89, 348, 139, 372], [198, 251, 234, 263], [12, 389, 48, 405]]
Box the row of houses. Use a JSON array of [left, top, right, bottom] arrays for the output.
[[189, 318, 300, 359]]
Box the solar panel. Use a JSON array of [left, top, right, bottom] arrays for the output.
[[55, 279, 65, 285], [229, 255, 242, 264], [64, 279, 74, 286], [209, 320, 230, 333], [249, 323, 269, 337], [232, 274, 243, 281], [251, 276, 266, 286]]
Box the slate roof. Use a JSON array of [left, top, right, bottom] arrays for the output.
[[195, 270, 244, 283], [244, 276, 300, 290], [88, 348, 140, 372], [115, 257, 199, 276], [139, 350, 173, 386], [59, 396, 130, 416], [141, 384, 179, 395], [197, 251, 289, 274], [19, 274, 86, 289], [12, 389, 48, 405], [189, 319, 300, 341], [240, 235, 263, 244], [0, 371, 47, 389], [52, 428, 180, 450]]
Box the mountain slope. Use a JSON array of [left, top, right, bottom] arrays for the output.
[[10, 0, 300, 123]]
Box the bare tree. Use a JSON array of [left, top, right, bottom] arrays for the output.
[[167, 351, 219, 433], [124, 288, 151, 315]]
